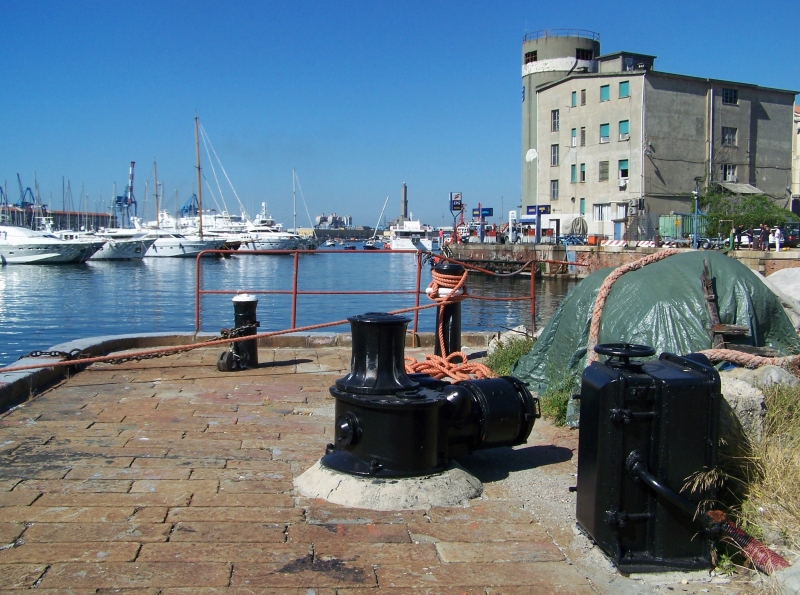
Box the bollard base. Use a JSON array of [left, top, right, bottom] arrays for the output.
[[294, 460, 483, 511]]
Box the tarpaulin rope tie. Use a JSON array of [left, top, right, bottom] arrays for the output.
[[404, 264, 493, 381], [698, 348, 800, 369], [586, 249, 680, 365]]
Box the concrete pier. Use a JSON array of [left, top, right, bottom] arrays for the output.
[[0, 338, 756, 593]]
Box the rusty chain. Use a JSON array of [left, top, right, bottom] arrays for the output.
[[17, 324, 259, 367]]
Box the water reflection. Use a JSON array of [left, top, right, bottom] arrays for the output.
[[0, 253, 577, 366]]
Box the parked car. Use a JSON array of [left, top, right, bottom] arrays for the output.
[[780, 222, 800, 248]]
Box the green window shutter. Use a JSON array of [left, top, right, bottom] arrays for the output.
[[571, 165, 577, 183], [571, 91, 577, 107], [619, 120, 629, 135], [619, 81, 630, 98], [600, 85, 610, 101]]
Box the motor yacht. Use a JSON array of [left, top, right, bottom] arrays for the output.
[[0, 225, 105, 264]]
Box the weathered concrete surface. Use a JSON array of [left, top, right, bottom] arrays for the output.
[[0, 343, 760, 593]]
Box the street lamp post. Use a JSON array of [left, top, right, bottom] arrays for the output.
[[693, 176, 702, 250]]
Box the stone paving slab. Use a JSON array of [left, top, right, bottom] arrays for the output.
[[0, 344, 757, 594]]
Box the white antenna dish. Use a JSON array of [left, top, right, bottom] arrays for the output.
[[525, 149, 538, 162]]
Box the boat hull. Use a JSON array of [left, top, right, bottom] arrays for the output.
[[90, 238, 156, 260], [145, 238, 223, 258]]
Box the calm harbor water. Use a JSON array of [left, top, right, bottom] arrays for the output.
[[0, 246, 577, 367]]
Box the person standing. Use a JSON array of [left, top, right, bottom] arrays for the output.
[[759, 224, 769, 251], [747, 226, 755, 250], [774, 226, 783, 252], [735, 225, 743, 250]]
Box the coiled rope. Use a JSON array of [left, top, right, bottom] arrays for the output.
[[404, 265, 493, 381]]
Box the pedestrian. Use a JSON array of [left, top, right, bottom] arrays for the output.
[[735, 225, 743, 250], [774, 226, 783, 252], [747, 226, 755, 250], [759, 224, 769, 251]]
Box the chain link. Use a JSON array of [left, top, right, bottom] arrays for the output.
[[18, 324, 259, 366], [19, 349, 89, 361]]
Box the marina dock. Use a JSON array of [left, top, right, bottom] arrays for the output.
[[0, 337, 752, 593]]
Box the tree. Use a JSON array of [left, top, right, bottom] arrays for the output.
[[699, 191, 798, 237]]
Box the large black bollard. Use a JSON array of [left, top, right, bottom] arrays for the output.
[[322, 312, 539, 477], [430, 261, 464, 357], [217, 294, 260, 371]]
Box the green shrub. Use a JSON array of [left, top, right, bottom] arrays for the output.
[[485, 336, 534, 377], [539, 366, 580, 426]]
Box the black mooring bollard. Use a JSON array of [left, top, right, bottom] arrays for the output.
[[430, 261, 464, 357], [217, 294, 260, 372]]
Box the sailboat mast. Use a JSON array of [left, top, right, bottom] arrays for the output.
[[292, 169, 296, 233], [153, 159, 159, 229], [194, 114, 203, 237]]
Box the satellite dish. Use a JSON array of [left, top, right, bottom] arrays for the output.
[[525, 149, 538, 162]]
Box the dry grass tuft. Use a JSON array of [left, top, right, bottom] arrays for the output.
[[734, 383, 800, 550]]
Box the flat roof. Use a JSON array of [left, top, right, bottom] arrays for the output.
[[536, 69, 798, 96]]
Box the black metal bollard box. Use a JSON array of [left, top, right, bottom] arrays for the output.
[[575, 344, 720, 573]]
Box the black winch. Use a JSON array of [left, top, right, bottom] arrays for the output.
[[321, 312, 539, 477]]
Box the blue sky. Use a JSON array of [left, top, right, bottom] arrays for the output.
[[1, 0, 797, 229]]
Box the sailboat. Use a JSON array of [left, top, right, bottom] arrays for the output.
[[363, 195, 390, 250]]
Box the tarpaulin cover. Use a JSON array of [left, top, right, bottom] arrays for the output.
[[511, 251, 800, 391]]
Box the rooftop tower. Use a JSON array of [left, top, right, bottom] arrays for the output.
[[522, 30, 600, 210]]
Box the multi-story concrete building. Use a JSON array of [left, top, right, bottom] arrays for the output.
[[521, 30, 797, 240]]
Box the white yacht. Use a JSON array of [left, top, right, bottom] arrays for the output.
[[0, 225, 105, 264], [388, 220, 438, 251], [103, 221, 226, 258], [242, 203, 302, 251]]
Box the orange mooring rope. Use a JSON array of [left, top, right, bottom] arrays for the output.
[[404, 265, 493, 381], [586, 249, 680, 364]]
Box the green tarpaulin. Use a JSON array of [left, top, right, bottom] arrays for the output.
[[511, 251, 800, 391]]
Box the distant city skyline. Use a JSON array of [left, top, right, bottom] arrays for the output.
[[1, 0, 797, 228]]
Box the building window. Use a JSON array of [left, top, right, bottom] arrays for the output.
[[580, 163, 586, 182], [580, 127, 586, 146], [599, 161, 609, 181], [721, 126, 737, 146], [551, 109, 560, 132], [571, 128, 577, 146], [576, 48, 593, 61], [722, 88, 738, 105], [580, 197, 585, 215], [571, 164, 577, 183], [600, 85, 610, 102], [721, 163, 737, 182], [615, 203, 628, 219], [571, 91, 577, 107], [524, 51, 537, 64], [619, 80, 630, 98], [593, 203, 610, 222], [619, 120, 630, 141], [600, 123, 610, 143], [550, 180, 559, 200], [580, 89, 586, 105], [619, 159, 629, 179], [551, 144, 559, 166]]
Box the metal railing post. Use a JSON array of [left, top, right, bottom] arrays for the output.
[[195, 253, 202, 333], [291, 250, 299, 329], [413, 252, 422, 335]]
